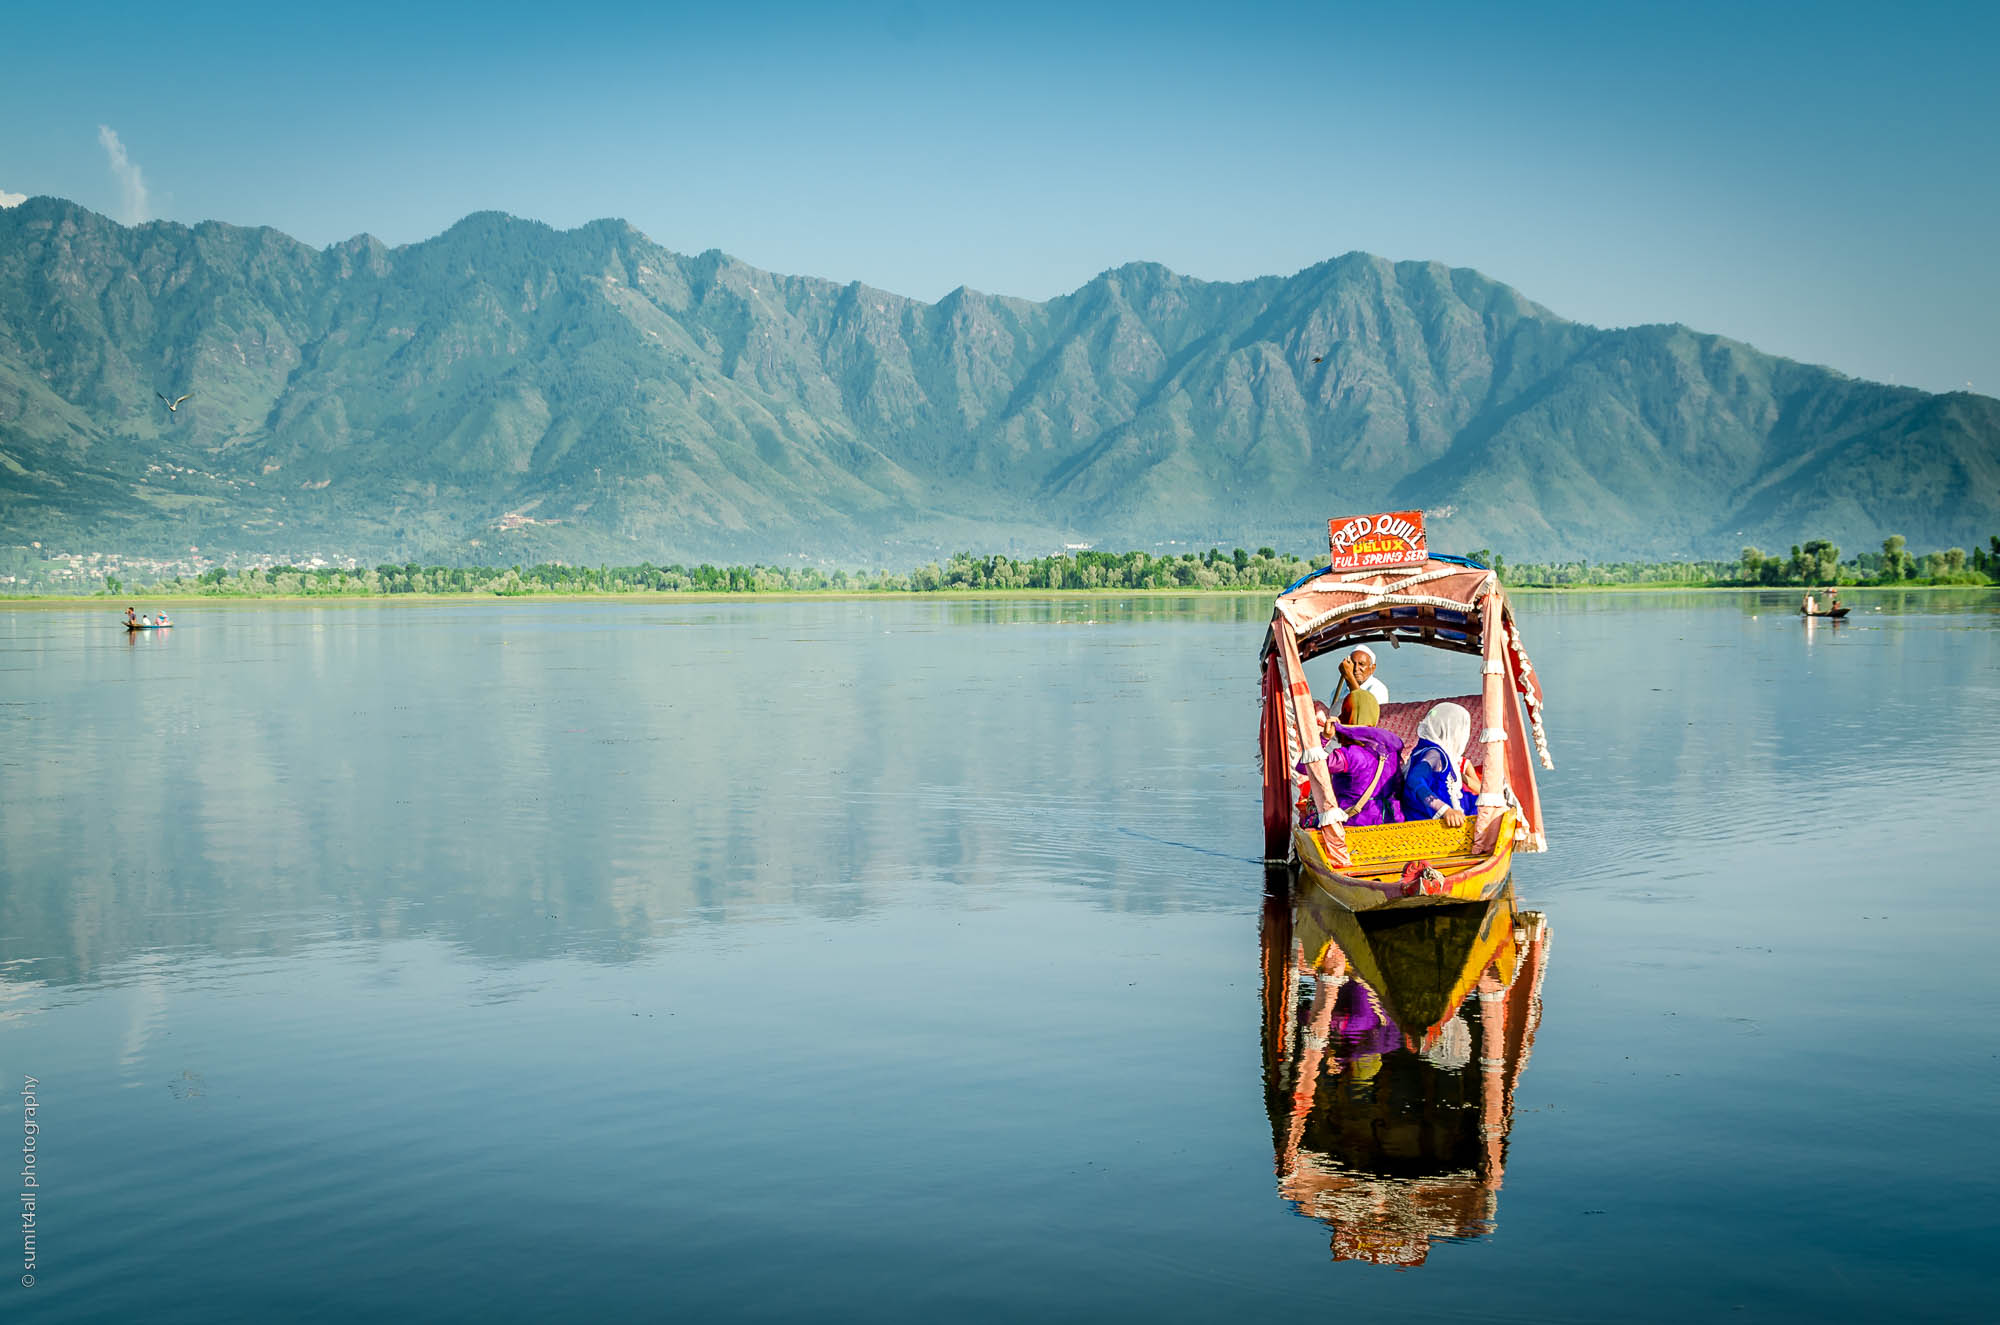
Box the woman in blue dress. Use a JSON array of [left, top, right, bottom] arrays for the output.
[[1401, 702, 1479, 826]]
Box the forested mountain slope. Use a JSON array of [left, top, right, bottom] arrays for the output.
[[1, 197, 1991, 562]]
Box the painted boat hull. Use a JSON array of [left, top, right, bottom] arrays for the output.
[[1291, 815, 1515, 912], [124, 623, 170, 631]]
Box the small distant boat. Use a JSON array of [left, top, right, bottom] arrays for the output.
[[123, 620, 173, 631], [1260, 511, 1554, 912], [1801, 607, 1850, 619]]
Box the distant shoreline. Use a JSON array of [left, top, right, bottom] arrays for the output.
[[11, 535, 1992, 598], [3, 582, 1988, 609]]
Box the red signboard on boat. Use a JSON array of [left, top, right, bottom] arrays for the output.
[[1327, 510, 1428, 571]]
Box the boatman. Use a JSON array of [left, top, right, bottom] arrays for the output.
[[1337, 645, 1390, 726]]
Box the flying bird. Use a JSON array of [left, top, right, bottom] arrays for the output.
[[1311, 355, 1324, 364], [157, 391, 192, 412]]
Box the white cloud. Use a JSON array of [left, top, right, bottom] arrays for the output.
[[97, 125, 151, 224], [0, 189, 24, 208]]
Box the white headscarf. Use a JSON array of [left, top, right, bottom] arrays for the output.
[[1414, 702, 1472, 804], [1415, 701, 1472, 763]]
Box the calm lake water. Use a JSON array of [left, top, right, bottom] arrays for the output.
[[2, 590, 1995, 1322]]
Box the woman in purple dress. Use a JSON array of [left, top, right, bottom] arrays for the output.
[[1297, 703, 1405, 828]]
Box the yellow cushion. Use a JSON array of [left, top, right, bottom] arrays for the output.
[[1344, 815, 1480, 866]]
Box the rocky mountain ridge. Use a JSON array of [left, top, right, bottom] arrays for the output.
[[1, 196, 1992, 563]]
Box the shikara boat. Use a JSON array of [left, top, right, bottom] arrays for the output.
[[1261, 876, 1551, 1266], [1259, 535, 1552, 911], [1801, 608, 1849, 619], [123, 621, 172, 631]]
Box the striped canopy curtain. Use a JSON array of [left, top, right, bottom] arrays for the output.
[[1260, 614, 1317, 861]]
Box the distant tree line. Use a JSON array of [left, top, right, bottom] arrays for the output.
[[1504, 535, 1999, 588], [98, 546, 1323, 597], [26, 535, 1999, 598]]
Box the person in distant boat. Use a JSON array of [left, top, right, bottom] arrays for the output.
[[1402, 702, 1479, 827], [1297, 702, 1404, 828], [125, 606, 138, 626], [1337, 645, 1388, 725], [156, 612, 171, 627], [1803, 592, 1818, 615], [1826, 588, 1840, 614]]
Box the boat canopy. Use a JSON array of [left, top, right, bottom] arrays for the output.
[[1272, 557, 1497, 660], [1260, 557, 1552, 860]]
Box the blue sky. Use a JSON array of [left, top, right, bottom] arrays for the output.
[[5, 0, 1996, 394]]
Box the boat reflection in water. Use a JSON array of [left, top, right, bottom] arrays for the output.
[[1261, 870, 1550, 1268]]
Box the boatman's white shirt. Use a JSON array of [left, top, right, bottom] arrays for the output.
[[1361, 676, 1389, 704]]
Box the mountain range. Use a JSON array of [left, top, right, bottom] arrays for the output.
[[1, 195, 1993, 565]]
